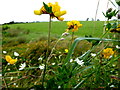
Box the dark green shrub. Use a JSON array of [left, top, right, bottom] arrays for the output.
[[2, 24, 10, 30]]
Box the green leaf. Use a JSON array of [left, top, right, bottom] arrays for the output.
[[43, 2, 49, 13], [102, 12, 106, 17], [48, 6, 52, 13], [43, 2, 52, 13], [115, 0, 120, 6], [106, 23, 112, 30], [73, 71, 95, 89]]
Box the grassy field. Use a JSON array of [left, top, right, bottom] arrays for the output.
[[7, 21, 104, 41], [2, 21, 120, 89]]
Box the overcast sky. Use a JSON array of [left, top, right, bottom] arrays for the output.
[[0, 0, 118, 24]]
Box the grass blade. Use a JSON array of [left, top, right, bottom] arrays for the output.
[[65, 37, 119, 64], [72, 71, 95, 90]]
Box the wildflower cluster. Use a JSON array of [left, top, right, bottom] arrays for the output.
[[102, 48, 114, 59], [34, 2, 66, 21], [66, 20, 82, 32]]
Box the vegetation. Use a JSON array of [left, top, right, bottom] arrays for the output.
[[1, 0, 120, 89]]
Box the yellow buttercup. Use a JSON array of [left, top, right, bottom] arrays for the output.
[[5, 55, 17, 64]]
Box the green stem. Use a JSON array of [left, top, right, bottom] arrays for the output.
[[70, 32, 74, 47], [14, 64, 19, 76], [42, 15, 52, 88], [47, 15, 52, 55], [47, 35, 62, 63], [4, 64, 8, 73], [72, 32, 74, 42]]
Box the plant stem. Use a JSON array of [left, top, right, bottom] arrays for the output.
[[42, 15, 52, 88], [47, 15, 52, 55], [71, 32, 74, 45], [117, 28, 120, 89], [94, 0, 100, 35], [14, 64, 19, 76]]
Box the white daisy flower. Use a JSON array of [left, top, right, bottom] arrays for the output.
[[39, 64, 45, 70], [14, 52, 19, 56], [116, 45, 120, 49], [75, 58, 84, 66], [19, 63, 26, 70], [10, 77, 13, 81], [110, 85, 115, 87], [38, 57, 43, 60], [7, 63, 10, 65], [30, 89, 35, 90], [70, 59, 73, 62], [58, 86, 61, 89], [13, 83, 16, 85], [52, 63, 55, 65], [91, 53, 96, 57], [3, 51, 7, 54], [74, 58, 79, 62], [0, 74, 2, 76]]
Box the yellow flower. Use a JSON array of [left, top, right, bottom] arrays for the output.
[[67, 20, 82, 32], [57, 17, 64, 21], [34, 10, 41, 15], [9, 59, 17, 64], [54, 11, 66, 17], [65, 49, 68, 53], [102, 48, 114, 59], [52, 2, 60, 13], [5, 55, 12, 62], [34, 2, 66, 21], [5, 55, 17, 64]]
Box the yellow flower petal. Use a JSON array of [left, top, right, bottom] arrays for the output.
[[47, 3, 53, 7], [34, 10, 41, 15], [54, 11, 66, 17], [57, 17, 64, 21], [65, 49, 68, 53], [9, 59, 17, 64], [52, 2, 61, 13], [54, 11, 61, 17], [102, 48, 114, 59], [5, 55, 12, 62], [59, 11, 66, 16]]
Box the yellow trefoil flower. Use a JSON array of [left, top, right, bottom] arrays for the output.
[[65, 49, 69, 53], [5, 55, 17, 64], [102, 48, 114, 59], [34, 2, 66, 21], [66, 20, 82, 32]]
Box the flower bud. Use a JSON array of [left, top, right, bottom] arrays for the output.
[[62, 32, 69, 36], [107, 8, 112, 13], [60, 38, 65, 41], [117, 14, 120, 19]]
